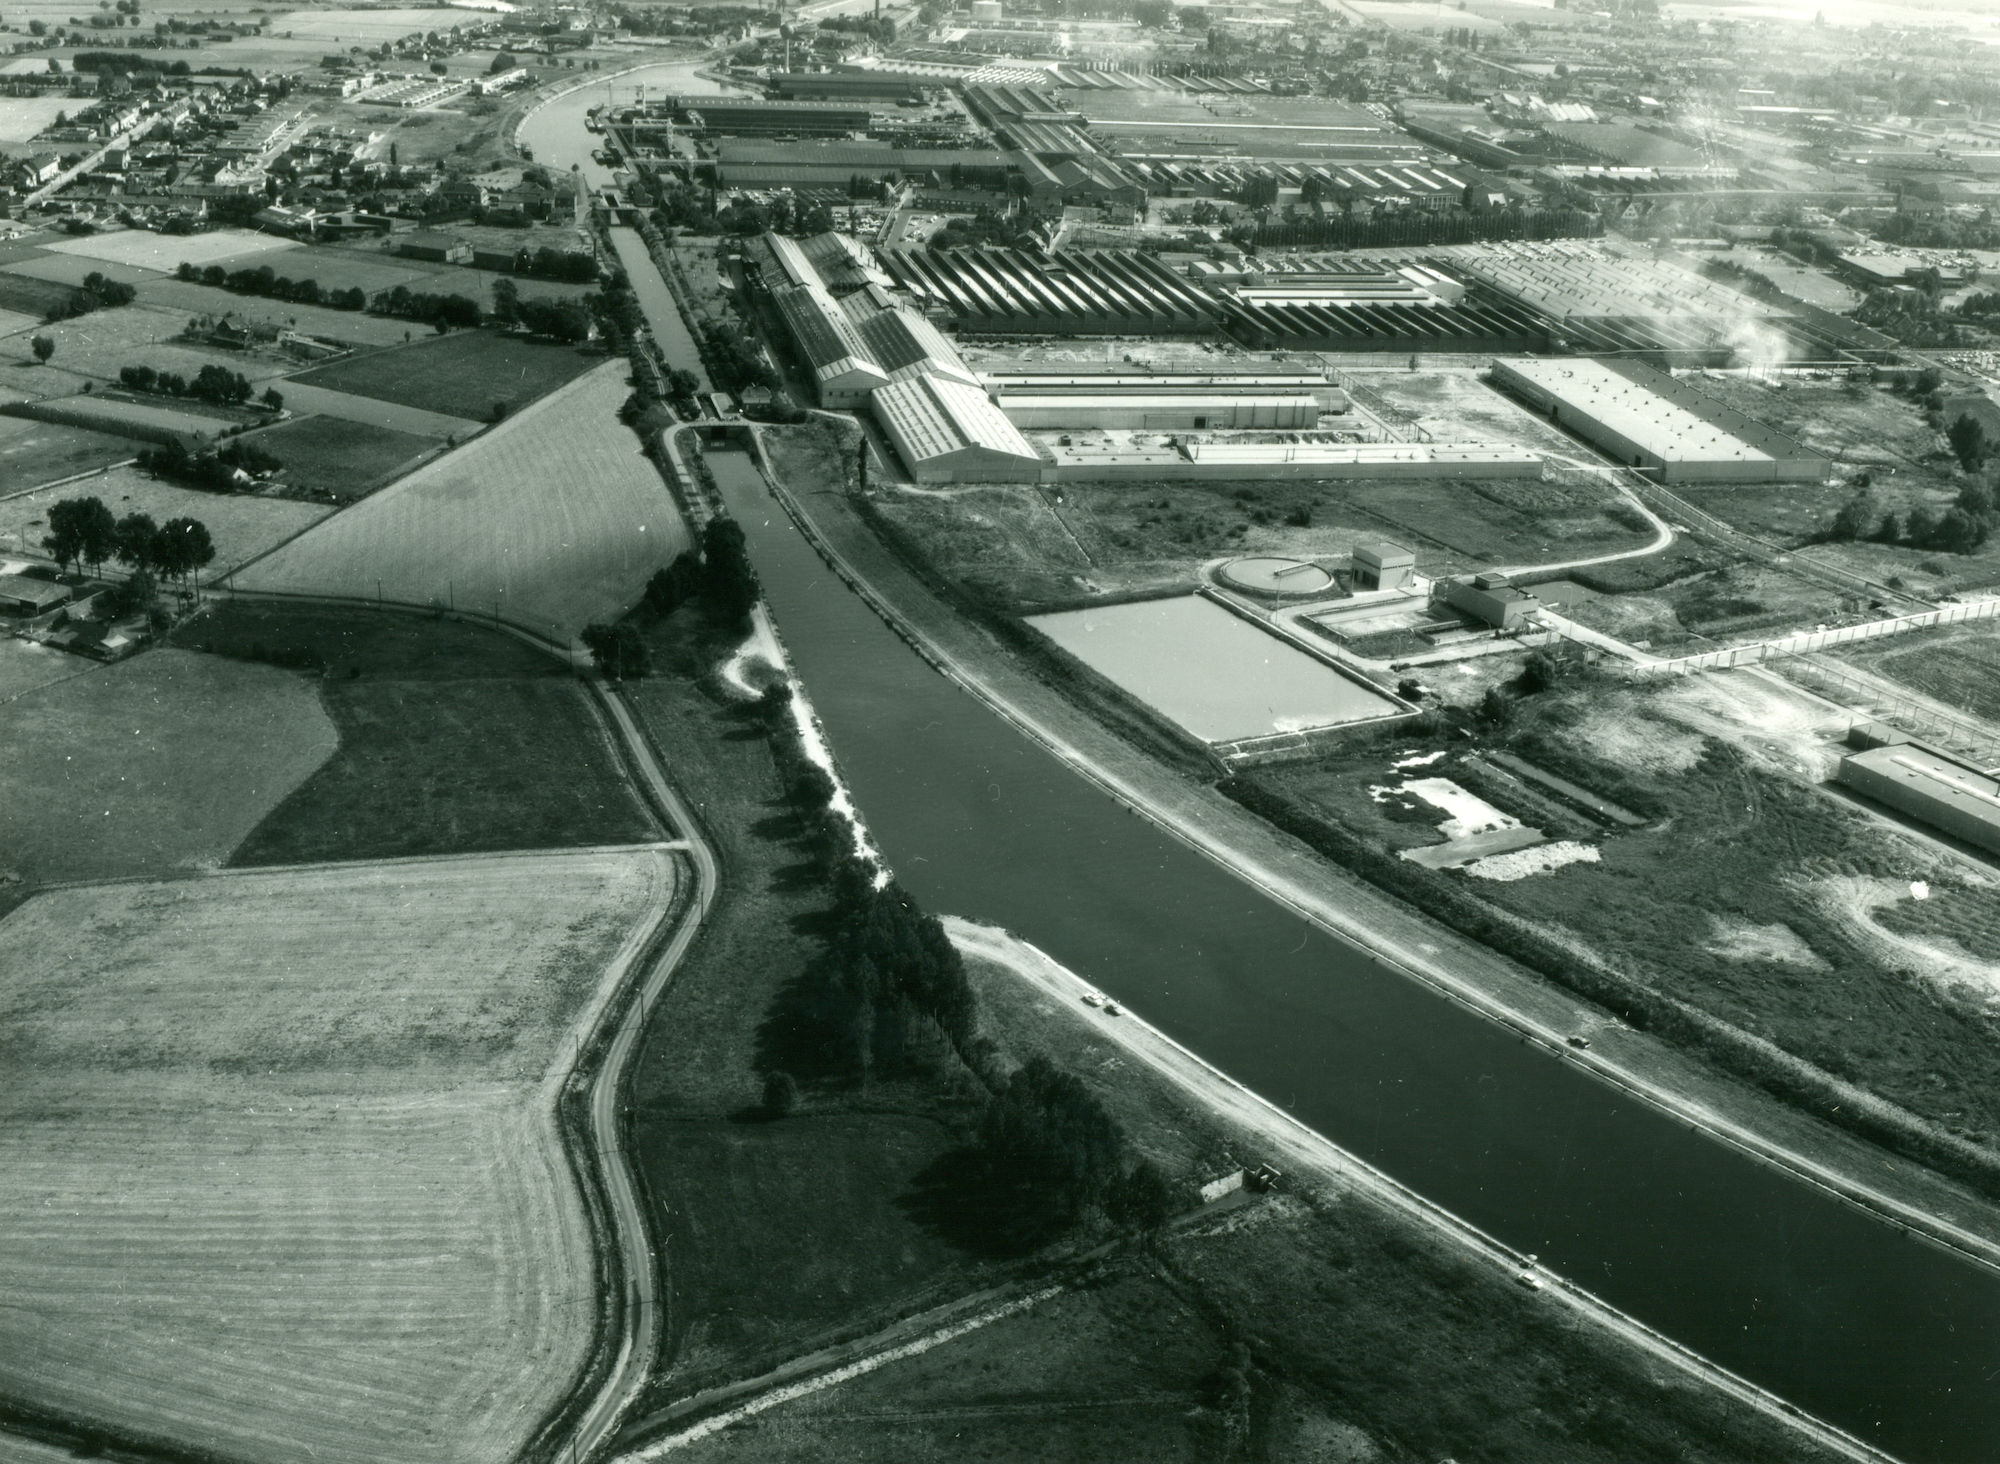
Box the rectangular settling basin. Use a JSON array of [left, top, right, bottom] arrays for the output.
[[1029, 595, 1403, 743]]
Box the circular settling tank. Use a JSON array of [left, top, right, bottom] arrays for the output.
[[1218, 556, 1335, 598]]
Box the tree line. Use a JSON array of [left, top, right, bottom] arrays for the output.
[[751, 666, 1180, 1250], [579, 517, 761, 678], [43, 495, 214, 598], [117, 361, 266, 408], [179, 261, 369, 311], [44, 271, 135, 323]]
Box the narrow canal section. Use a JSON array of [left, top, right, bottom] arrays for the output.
[[706, 446, 2000, 1464]]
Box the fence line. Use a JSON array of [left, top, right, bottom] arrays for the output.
[[1635, 597, 2000, 676]]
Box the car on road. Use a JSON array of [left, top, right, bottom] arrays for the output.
[[1081, 991, 1104, 1008], [1103, 1001, 1123, 1016]]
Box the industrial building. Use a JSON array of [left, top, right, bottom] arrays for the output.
[[878, 247, 1222, 335], [999, 393, 1322, 430], [1839, 739, 2000, 856], [981, 360, 1346, 412], [1039, 440, 1544, 483], [749, 231, 986, 408], [663, 96, 874, 137], [872, 374, 1046, 483], [1435, 571, 1537, 629], [1488, 357, 1828, 483], [1455, 242, 1894, 365]]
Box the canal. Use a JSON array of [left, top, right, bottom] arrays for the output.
[[705, 446, 2000, 1463]]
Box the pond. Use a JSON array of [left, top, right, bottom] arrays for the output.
[[1028, 594, 1406, 743]]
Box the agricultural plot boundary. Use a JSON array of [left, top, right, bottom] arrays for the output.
[[0, 843, 692, 1464]]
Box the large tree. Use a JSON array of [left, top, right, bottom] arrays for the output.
[[45, 496, 117, 578], [153, 516, 214, 595], [114, 511, 160, 573]]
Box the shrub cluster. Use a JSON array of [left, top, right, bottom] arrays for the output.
[[45, 270, 135, 322], [137, 436, 280, 492]]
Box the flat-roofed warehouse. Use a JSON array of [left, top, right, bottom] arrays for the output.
[[1839, 741, 2000, 856], [1488, 356, 1827, 483], [873, 375, 1046, 483], [999, 393, 1322, 430]]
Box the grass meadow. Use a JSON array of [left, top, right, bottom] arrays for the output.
[[175, 601, 659, 864], [292, 328, 601, 421], [253, 413, 440, 502]]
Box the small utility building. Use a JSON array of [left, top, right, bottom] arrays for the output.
[[1489, 356, 1827, 483], [1352, 541, 1416, 591], [872, 375, 1045, 484]]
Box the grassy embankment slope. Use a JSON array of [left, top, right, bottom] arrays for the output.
[[0, 848, 672, 1464], [610, 444, 1846, 1463], [620, 600, 1005, 1400]]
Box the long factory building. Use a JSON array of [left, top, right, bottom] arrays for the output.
[[1489, 356, 1828, 483]]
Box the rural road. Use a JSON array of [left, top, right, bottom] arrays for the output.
[[565, 683, 721, 1464], [945, 920, 1900, 1464]]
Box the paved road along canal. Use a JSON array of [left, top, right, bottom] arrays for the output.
[[706, 447, 2000, 1462]]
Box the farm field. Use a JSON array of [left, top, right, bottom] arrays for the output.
[[0, 272, 79, 321], [0, 303, 240, 386], [266, 6, 492, 38], [171, 600, 662, 865], [291, 328, 602, 421], [0, 649, 336, 887], [0, 848, 672, 1464], [0, 97, 70, 144], [0, 415, 134, 487], [235, 363, 689, 644], [201, 243, 451, 297], [0, 305, 40, 338], [46, 229, 301, 273], [259, 379, 483, 437], [0, 466, 332, 573], [1, 254, 156, 288], [9, 394, 238, 445], [254, 413, 440, 502]]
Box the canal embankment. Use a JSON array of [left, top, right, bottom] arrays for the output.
[[742, 426, 2000, 1278]]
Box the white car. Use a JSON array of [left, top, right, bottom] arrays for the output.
[[1081, 991, 1104, 1008]]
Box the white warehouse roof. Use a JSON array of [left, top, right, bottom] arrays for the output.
[[872, 375, 1044, 482], [1492, 357, 1772, 464]]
